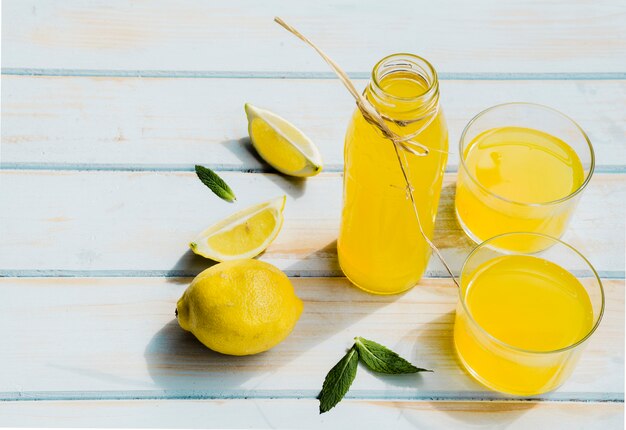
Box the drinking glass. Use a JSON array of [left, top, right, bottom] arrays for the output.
[[454, 232, 604, 396], [455, 103, 594, 252]]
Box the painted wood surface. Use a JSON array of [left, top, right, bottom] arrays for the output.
[[2, 0, 625, 427], [0, 171, 623, 277], [1, 399, 623, 429], [0, 277, 622, 399], [2, 76, 625, 171], [3, 0, 626, 74]]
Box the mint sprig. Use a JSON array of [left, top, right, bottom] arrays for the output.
[[355, 337, 432, 374], [317, 337, 431, 414], [318, 346, 359, 414], [194, 165, 236, 203]]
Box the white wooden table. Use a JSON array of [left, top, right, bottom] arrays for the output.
[[1, 1, 624, 428]]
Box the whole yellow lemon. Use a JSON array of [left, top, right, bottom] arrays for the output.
[[176, 259, 303, 356]]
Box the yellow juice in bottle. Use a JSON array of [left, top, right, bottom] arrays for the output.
[[338, 54, 448, 294], [456, 126, 586, 251], [454, 254, 594, 395]]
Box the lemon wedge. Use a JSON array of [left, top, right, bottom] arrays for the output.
[[245, 103, 323, 177], [190, 196, 286, 261]]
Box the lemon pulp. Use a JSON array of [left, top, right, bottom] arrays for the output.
[[207, 208, 278, 255], [249, 117, 308, 173], [190, 196, 285, 261], [245, 103, 323, 177]]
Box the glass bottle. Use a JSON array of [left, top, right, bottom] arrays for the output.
[[338, 53, 448, 294]]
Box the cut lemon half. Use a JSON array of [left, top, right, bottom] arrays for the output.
[[245, 103, 323, 177], [190, 196, 286, 261]]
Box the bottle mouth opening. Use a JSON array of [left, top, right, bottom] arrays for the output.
[[370, 53, 439, 103]]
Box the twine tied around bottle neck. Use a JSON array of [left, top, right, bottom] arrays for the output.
[[274, 17, 436, 158], [274, 17, 460, 288]]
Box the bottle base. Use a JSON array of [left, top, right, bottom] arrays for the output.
[[337, 253, 420, 296]]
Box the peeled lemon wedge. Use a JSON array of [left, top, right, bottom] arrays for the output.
[[190, 196, 286, 261], [245, 103, 323, 177]]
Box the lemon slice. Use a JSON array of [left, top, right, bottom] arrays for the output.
[[190, 196, 286, 261], [245, 103, 323, 177]]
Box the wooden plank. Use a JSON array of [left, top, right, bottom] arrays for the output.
[[0, 399, 622, 429], [0, 277, 622, 399], [3, 0, 626, 73], [0, 171, 623, 276], [2, 76, 625, 170]]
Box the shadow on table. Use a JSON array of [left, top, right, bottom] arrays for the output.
[[165, 249, 215, 281], [144, 179, 487, 403], [400, 312, 536, 427], [223, 136, 307, 199], [415, 184, 534, 424], [144, 240, 402, 395], [418, 400, 536, 428], [432, 183, 475, 269], [223, 136, 267, 170]]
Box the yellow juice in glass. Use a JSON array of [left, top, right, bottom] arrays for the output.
[[338, 54, 448, 294], [455, 104, 594, 252], [453, 233, 604, 396]]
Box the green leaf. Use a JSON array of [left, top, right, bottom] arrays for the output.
[[354, 337, 432, 374], [194, 165, 236, 202], [318, 345, 359, 414]]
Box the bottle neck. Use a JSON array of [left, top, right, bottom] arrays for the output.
[[365, 54, 440, 122]]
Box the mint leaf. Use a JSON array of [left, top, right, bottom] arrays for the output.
[[355, 337, 431, 374], [318, 346, 358, 414], [194, 165, 236, 203]]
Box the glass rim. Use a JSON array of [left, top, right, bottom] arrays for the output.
[[458, 102, 596, 207], [458, 231, 605, 355], [370, 53, 439, 103]]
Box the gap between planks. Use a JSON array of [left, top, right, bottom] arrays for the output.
[[1, 270, 625, 279], [3, 68, 626, 80], [1, 163, 625, 175], [0, 390, 623, 403]]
